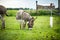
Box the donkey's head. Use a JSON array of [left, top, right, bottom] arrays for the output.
[[28, 17, 37, 29]]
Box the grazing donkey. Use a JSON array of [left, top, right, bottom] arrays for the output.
[[0, 5, 7, 29], [16, 10, 36, 29]]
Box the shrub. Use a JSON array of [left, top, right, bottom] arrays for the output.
[[7, 9, 58, 16], [28, 9, 58, 16]]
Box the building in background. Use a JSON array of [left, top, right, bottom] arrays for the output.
[[58, 0, 60, 10], [37, 3, 55, 10]]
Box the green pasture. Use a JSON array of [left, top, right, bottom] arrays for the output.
[[0, 10, 60, 40]]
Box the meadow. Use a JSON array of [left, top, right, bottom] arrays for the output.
[[0, 10, 60, 40]]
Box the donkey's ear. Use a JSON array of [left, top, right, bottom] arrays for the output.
[[34, 16, 37, 20], [31, 17, 37, 21]]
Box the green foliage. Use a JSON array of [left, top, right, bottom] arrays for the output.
[[29, 10, 58, 16], [7, 9, 58, 16], [25, 9, 58, 16]]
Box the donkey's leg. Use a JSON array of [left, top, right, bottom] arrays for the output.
[[1, 16, 5, 29], [23, 21, 26, 29], [20, 20, 24, 29]]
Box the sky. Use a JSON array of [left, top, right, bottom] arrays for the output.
[[0, 0, 58, 9]]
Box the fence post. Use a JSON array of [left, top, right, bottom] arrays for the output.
[[36, 1, 38, 15], [50, 3, 53, 27]]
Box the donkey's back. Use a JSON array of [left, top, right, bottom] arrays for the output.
[[16, 10, 32, 21]]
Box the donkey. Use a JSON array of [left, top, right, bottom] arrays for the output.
[[0, 5, 7, 29], [16, 10, 36, 30]]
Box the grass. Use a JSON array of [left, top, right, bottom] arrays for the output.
[[7, 10, 18, 16], [0, 15, 60, 40]]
